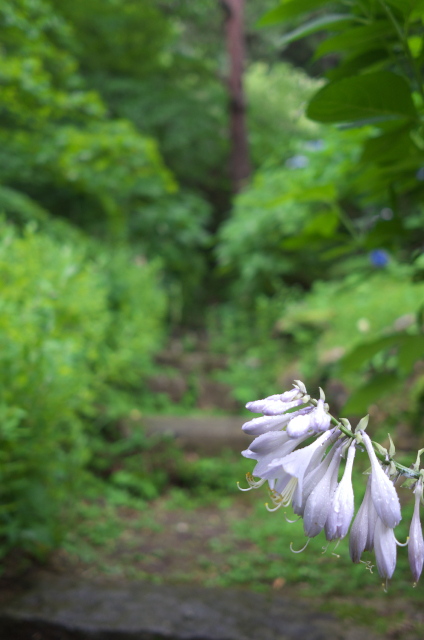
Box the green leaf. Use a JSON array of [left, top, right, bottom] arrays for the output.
[[341, 335, 401, 374], [315, 22, 395, 59], [320, 244, 355, 261], [326, 50, 388, 82], [279, 14, 354, 46], [397, 335, 424, 374], [295, 183, 337, 203], [386, 0, 422, 17], [342, 373, 400, 415], [306, 72, 417, 124], [257, 0, 331, 27], [361, 126, 414, 164], [364, 216, 406, 250], [302, 210, 339, 236]]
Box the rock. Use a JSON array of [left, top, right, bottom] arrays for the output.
[[143, 415, 248, 454], [0, 576, 383, 640]]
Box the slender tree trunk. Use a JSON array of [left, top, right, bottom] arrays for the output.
[[222, 0, 251, 193]]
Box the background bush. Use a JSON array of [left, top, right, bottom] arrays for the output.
[[0, 220, 165, 555]]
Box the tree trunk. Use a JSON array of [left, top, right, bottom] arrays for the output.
[[223, 0, 251, 193]]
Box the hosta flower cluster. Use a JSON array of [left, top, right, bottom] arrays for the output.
[[239, 381, 424, 588]]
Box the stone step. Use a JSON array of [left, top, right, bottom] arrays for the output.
[[0, 575, 383, 640], [143, 415, 249, 453]]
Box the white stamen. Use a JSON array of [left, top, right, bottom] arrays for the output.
[[290, 539, 310, 554]]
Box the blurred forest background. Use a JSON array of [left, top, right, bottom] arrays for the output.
[[2, 0, 424, 623]]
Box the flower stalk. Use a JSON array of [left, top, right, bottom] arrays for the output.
[[307, 397, 421, 480], [239, 380, 424, 586]]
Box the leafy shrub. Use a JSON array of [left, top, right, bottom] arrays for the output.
[[245, 62, 321, 166], [216, 127, 367, 300], [0, 220, 165, 556]]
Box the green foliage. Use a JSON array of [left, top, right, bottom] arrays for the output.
[[216, 126, 365, 299], [212, 0, 424, 419], [0, 0, 211, 314], [307, 72, 417, 124], [245, 62, 321, 165], [51, 0, 172, 78], [0, 220, 165, 555], [267, 0, 424, 205]]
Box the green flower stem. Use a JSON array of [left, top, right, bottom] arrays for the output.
[[307, 399, 420, 480]]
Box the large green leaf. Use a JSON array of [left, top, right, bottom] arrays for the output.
[[342, 373, 399, 415], [279, 14, 354, 46], [257, 0, 332, 27], [361, 126, 414, 164], [326, 50, 388, 82], [315, 22, 395, 59], [398, 335, 424, 374], [386, 0, 422, 17], [340, 335, 400, 374], [306, 72, 417, 124]]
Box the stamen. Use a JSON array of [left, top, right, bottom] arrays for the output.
[[360, 560, 374, 574], [332, 539, 341, 558], [395, 536, 409, 547], [279, 477, 298, 507], [265, 502, 282, 512], [383, 578, 389, 593], [290, 538, 310, 554], [237, 481, 252, 492], [284, 512, 301, 523], [322, 542, 329, 554]]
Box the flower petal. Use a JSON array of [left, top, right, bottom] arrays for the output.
[[409, 480, 424, 584], [374, 517, 397, 580], [361, 431, 401, 529]]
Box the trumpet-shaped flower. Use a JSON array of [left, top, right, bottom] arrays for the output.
[[246, 389, 302, 415], [361, 431, 401, 529], [245, 394, 280, 414], [242, 408, 312, 435], [310, 399, 331, 433], [374, 517, 397, 580], [409, 478, 424, 584], [242, 431, 311, 479], [287, 400, 330, 438], [262, 397, 303, 416], [349, 475, 378, 563], [292, 436, 339, 516], [325, 442, 356, 541], [303, 442, 342, 538], [282, 429, 335, 495]]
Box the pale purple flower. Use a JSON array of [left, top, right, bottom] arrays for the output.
[[258, 431, 313, 481], [349, 475, 378, 563], [262, 397, 304, 416], [282, 429, 335, 496], [374, 516, 397, 580], [242, 431, 311, 480], [325, 442, 356, 541], [245, 389, 302, 415], [287, 400, 330, 438], [280, 388, 304, 403], [286, 413, 313, 438], [292, 436, 340, 517], [303, 442, 343, 538], [409, 478, 424, 584], [310, 399, 331, 433], [263, 430, 336, 508], [242, 408, 311, 435], [245, 394, 281, 414], [361, 431, 401, 529]]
